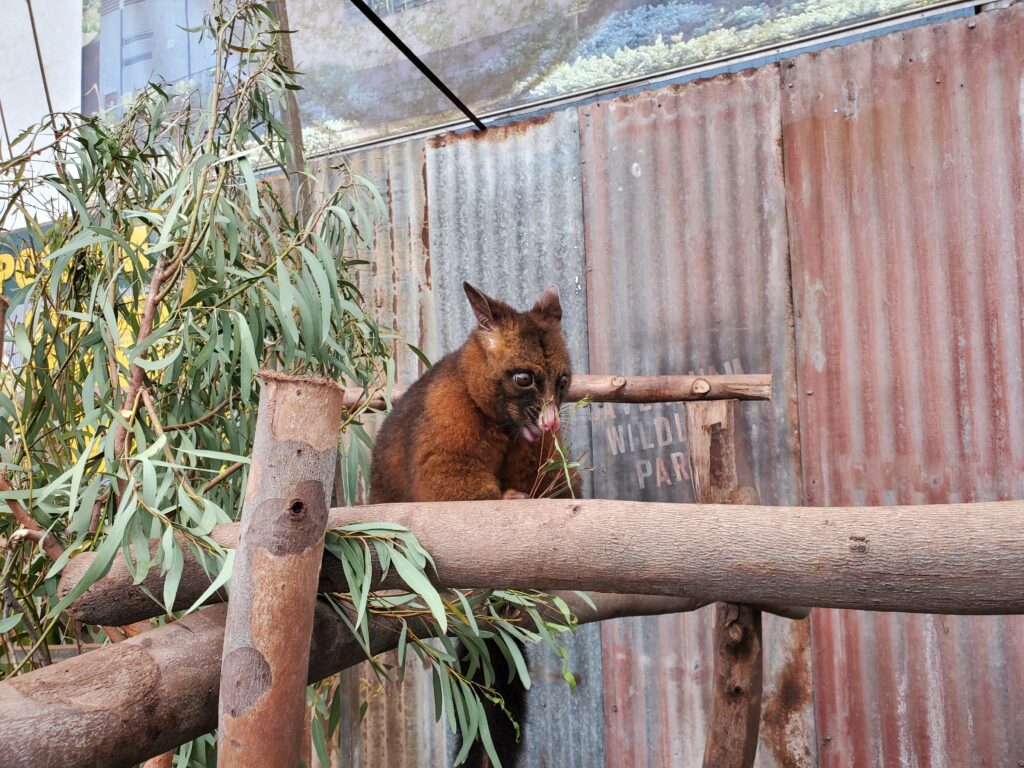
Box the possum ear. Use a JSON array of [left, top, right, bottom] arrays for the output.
[[464, 282, 503, 331], [532, 284, 562, 322]]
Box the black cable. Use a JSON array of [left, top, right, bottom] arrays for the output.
[[346, 0, 486, 131]]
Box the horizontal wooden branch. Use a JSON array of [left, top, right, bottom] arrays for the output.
[[59, 498, 1024, 627], [0, 592, 698, 768], [341, 373, 772, 410]]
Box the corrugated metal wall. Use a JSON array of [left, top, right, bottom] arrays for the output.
[[425, 111, 605, 768], [321, 4, 1024, 766], [578, 66, 815, 768], [310, 141, 452, 768], [782, 7, 1024, 767], [319, 112, 609, 768]]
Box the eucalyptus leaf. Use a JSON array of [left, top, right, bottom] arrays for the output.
[[0, 6, 578, 766]]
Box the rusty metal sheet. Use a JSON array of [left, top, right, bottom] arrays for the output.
[[425, 109, 604, 768], [579, 65, 814, 767], [783, 6, 1024, 767], [309, 141, 450, 768], [316, 109, 602, 768], [311, 140, 440, 376]]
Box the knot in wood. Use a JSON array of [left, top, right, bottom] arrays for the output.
[[288, 499, 306, 517], [726, 624, 745, 645], [691, 377, 712, 396]]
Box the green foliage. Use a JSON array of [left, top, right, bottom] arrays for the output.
[[0, 0, 389, 706], [0, 2, 584, 764], [324, 523, 580, 768]]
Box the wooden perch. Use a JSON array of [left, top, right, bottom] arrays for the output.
[[687, 400, 764, 768], [218, 373, 345, 768], [59, 497, 1024, 627], [341, 372, 772, 410], [0, 592, 700, 768]]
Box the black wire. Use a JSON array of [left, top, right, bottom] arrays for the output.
[[346, 0, 486, 132]]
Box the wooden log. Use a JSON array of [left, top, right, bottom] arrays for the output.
[[0, 593, 700, 768], [704, 604, 763, 767], [0, 605, 227, 768], [568, 373, 771, 402], [217, 373, 345, 768], [340, 372, 772, 410], [59, 537, 227, 628], [687, 400, 763, 768], [59, 497, 1024, 626]]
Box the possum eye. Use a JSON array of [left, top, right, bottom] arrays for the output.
[[512, 371, 534, 388]]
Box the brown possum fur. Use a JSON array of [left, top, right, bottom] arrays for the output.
[[369, 282, 573, 504], [368, 282, 577, 767]]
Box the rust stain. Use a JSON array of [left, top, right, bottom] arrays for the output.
[[427, 112, 555, 148], [580, 62, 809, 767], [390, 201, 399, 323], [420, 161, 431, 287], [761, 621, 814, 768], [385, 172, 395, 257]]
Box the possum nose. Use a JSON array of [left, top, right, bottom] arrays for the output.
[[538, 403, 560, 432]]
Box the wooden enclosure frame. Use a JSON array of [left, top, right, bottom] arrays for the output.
[[0, 370, 1021, 768]]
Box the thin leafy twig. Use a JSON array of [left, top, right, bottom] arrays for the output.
[[111, 257, 167, 464], [0, 475, 63, 561], [201, 461, 244, 493], [162, 399, 229, 432]]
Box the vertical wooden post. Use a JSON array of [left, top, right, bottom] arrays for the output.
[[218, 372, 345, 767], [686, 400, 764, 768], [268, 0, 312, 223]]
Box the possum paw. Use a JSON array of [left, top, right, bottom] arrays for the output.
[[501, 489, 529, 500]]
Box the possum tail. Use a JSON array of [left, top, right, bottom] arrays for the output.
[[455, 637, 527, 768]]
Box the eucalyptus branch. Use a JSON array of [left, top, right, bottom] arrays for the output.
[[0, 4, 395, 761], [200, 461, 244, 493], [0, 476, 63, 561], [112, 256, 167, 459], [161, 399, 229, 432]]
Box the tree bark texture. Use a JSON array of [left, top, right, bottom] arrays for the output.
[[703, 603, 764, 767], [267, 0, 312, 223], [217, 373, 344, 768], [0, 594, 698, 768], [60, 496, 1024, 627], [339, 372, 773, 410], [687, 400, 763, 768]]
